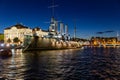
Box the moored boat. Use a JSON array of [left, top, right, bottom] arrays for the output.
[[23, 17, 81, 52], [23, 36, 81, 51], [0, 49, 12, 57]]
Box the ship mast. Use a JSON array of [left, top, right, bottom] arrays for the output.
[[48, 0, 58, 17], [48, 0, 59, 33], [74, 19, 76, 40]]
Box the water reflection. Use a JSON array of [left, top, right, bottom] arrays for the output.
[[23, 49, 81, 80], [0, 48, 120, 80], [0, 49, 26, 79], [82, 47, 120, 80]]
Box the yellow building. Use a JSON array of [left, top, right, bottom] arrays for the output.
[[4, 24, 50, 44], [91, 37, 118, 46], [4, 24, 32, 43], [32, 27, 49, 37]]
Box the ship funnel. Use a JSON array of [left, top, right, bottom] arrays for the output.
[[60, 22, 64, 35], [65, 24, 68, 35], [54, 20, 58, 32], [49, 17, 58, 32], [51, 17, 54, 23]]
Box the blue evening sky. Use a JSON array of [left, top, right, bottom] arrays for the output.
[[0, 0, 120, 39]]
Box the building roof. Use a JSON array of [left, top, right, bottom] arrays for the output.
[[5, 23, 29, 30], [33, 27, 41, 31], [42, 30, 49, 32], [32, 27, 49, 32]]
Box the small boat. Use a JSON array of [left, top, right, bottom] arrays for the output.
[[0, 49, 12, 57]]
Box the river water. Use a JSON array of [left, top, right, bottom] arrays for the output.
[[0, 47, 120, 80]]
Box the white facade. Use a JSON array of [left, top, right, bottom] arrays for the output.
[[4, 24, 49, 43], [4, 24, 32, 43], [35, 29, 49, 37]]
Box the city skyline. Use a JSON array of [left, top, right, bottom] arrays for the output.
[[0, 0, 120, 39]]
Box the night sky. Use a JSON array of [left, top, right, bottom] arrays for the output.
[[0, 0, 120, 39]]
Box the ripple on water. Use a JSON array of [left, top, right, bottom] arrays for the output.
[[0, 48, 120, 80]]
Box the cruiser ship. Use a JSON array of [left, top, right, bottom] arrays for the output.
[[23, 17, 81, 51]]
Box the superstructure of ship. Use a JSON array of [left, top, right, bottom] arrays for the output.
[[23, 17, 81, 51]]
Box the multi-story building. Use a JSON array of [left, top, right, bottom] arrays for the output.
[[90, 37, 118, 46], [4, 24, 32, 44], [32, 27, 49, 37], [4, 24, 50, 44]]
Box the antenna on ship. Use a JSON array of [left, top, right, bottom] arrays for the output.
[[74, 19, 76, 40], [48, 0, 58, 17], [48, 0, 59, 33]]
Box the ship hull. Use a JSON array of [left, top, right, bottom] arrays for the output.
[[23, 36, 81, 52]]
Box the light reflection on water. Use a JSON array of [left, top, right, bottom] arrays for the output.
[[0, 47, 120, 80]]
